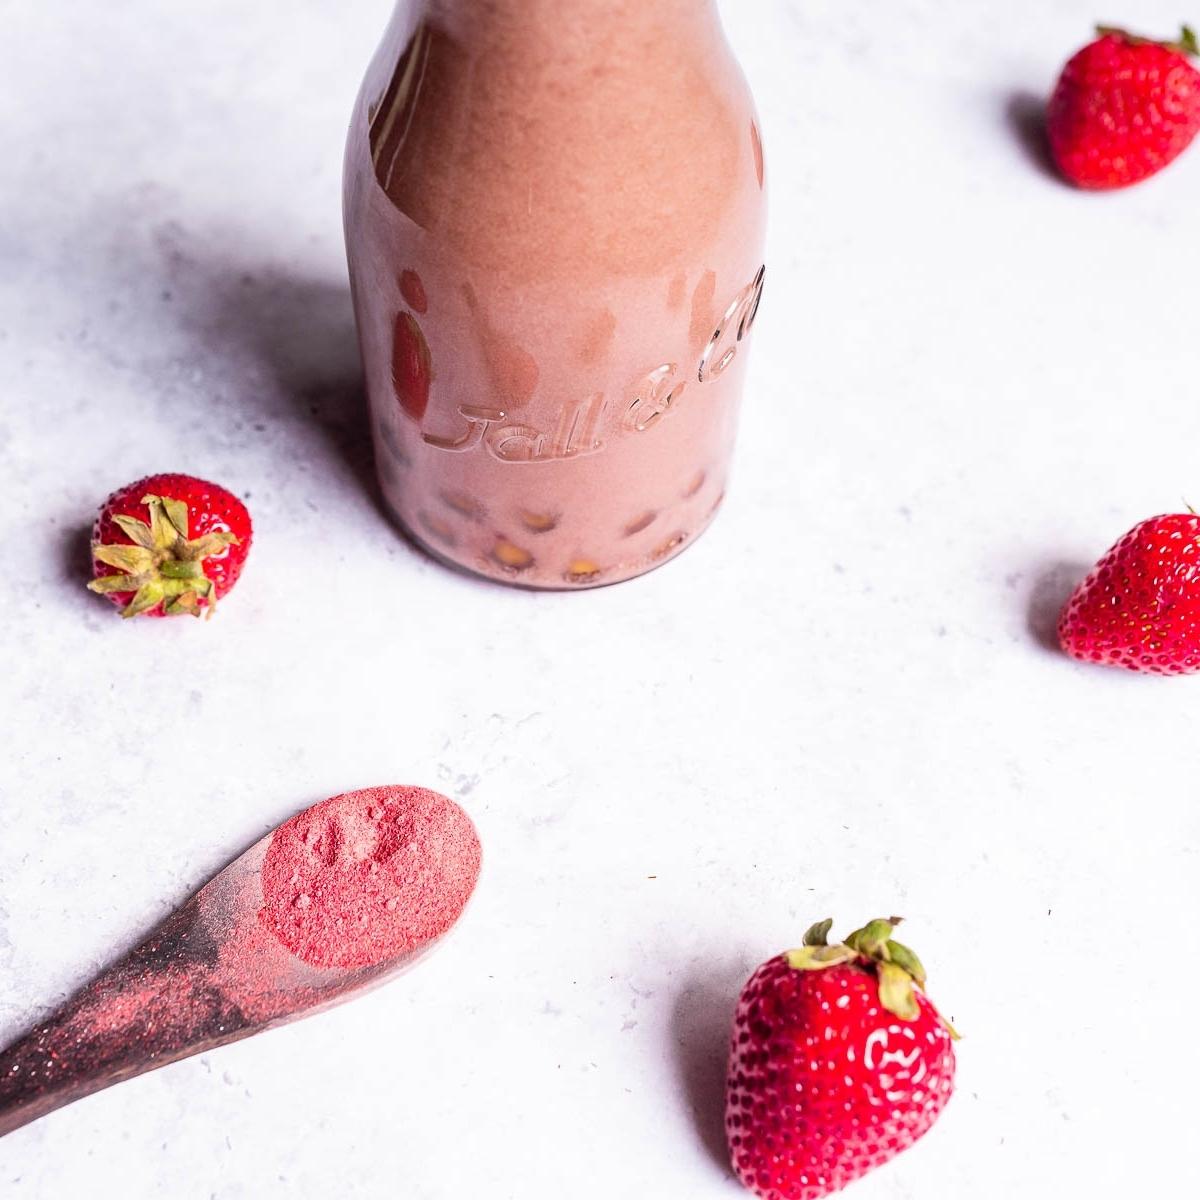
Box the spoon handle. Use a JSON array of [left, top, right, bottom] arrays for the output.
[[0, 905, 251, 1137], [0, 995, 172, 1136]]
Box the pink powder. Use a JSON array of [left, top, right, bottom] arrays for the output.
[[258, 786, 481, 969], [0, 789, 481, 1126]]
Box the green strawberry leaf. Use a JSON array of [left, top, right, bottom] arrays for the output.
[[886, 939, 927, 986], [877, 961, 920, 1021], [786, 943, 856, 971], [802, 919, 833, 947]]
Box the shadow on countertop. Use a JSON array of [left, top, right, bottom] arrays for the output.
[[49, 194, 386, 514], [165, 239, 378, 504], [1003, 90, 1058, 183], [1027, 560, 1087, 651], [49, 199, 423, 586], [670, 966, 744, 1176]]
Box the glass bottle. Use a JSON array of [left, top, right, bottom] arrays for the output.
[[344, 0, 766, 588]]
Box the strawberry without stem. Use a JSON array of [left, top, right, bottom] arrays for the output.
[[88, 473, 252, 618], [726, 918, 956, 1200], [1059, 512, 1200, 673], [1047, 26, 1200, 189]]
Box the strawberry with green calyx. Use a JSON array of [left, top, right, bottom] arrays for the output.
[[726, 917, 957, 1200], [1047, 25, 1200, 189], [88, 473, 252, 618]]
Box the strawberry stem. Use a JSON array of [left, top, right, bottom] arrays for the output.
[[88, 493, 238, 619], [802, 919, 833, 947], [1095, 23, 1200, 55], [785, 917, 959, 1037]]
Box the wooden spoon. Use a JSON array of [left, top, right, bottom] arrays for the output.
[[0, 785, 481, 1137]]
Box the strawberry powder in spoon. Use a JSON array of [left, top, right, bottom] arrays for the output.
[[259, 786, 482, 970], [0, 787, 481, 1135]]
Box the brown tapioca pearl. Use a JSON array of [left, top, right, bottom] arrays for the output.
[[564, 558, 602, 584], [491, 537, 534, 572], [623, 511, 658, 538], [518, 508, 559, 534], [440, 490, 485, 521], [651, 532, 688, 560], [418, 511, 457, 547], [682, 470, 706, 499]]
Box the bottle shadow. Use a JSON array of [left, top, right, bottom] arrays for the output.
[[183, 263, 379, 506], [669, 966, 744, 1178], [58, 203, 436, 592]]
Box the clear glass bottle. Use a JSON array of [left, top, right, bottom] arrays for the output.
[[344, 0, 766, 588]]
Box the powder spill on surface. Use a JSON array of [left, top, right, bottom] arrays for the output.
[[258, 786, 482, 970]]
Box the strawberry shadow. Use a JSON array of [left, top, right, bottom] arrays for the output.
[[60, 524, 93, 586], [1004, 91, 1060, 183], [670, 969, 742, 1176], [1027, 560, 1088, 651], [58, 522, 115, 627]]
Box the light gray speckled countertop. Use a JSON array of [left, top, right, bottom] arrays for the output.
[[2, 1, 1198, 1196]]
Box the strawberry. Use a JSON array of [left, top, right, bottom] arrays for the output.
[[1058, 512, 1200, 673], [88, 473, 252, 618], [726, 918, 957, 1200], [1047, 25, 1200, 189]]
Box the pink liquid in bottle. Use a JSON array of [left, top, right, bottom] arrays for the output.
[[344, 0, 766, 587]]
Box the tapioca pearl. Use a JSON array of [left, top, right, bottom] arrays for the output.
[[491, 538, 534, 571], [564, 558, 602, 584], [651, 532, 688, 560], [518, 509, 559, 533], [439, 490, 485, 521], [683, 470, 706, 499], [418, 511, 457, 547], [623, 511, 657, 537]]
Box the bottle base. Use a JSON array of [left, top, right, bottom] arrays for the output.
[[383, 492, 727, 592]]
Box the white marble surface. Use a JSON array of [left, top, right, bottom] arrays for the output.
[[2, 1, 1199, 1196]]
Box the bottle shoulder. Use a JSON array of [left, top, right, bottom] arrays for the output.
[[345, 20, 765, 279]]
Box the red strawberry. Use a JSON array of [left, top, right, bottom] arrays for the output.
[[1047, 25, 1200, 189], [1058, 512, 1200, 673], [392, 311, 432, 423], [726, 918, 957, 1200], [88, 473, 252, 618]]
